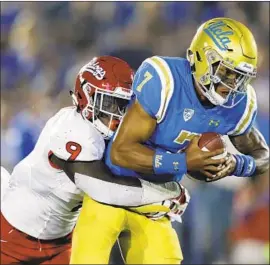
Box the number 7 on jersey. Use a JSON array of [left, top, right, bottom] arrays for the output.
[[136, 71, 153, 92]]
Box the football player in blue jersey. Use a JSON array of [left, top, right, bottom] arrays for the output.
[[109, 18, 269, 184], [69, 18, 269, 264], [107, 17, 269, 262]]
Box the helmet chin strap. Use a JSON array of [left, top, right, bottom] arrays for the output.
[[93, 118, 114, 140], [196, 78, 228, 106], [81, 106, 114, 139], [208, 85, 228, 105], [70, 91, 79, 106]]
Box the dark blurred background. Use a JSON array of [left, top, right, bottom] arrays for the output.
[[1, 2, 269, 264]]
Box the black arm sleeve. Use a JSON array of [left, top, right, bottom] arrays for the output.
[[50, 153, 142, 187], [49, 153, 182, 206]]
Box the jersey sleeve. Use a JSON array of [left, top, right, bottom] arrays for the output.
[[49, 110, 105, 162], [228, 85, 257, 136], [133, 56, 175, 123]]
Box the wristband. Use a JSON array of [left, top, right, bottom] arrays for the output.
[[232, 154, 244, 176], [242, 155, 256, 177], [153, 150, 187, 177], [232, 154, 256, 177]]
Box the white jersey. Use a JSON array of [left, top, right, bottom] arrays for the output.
[[1, 107, 105, 240]]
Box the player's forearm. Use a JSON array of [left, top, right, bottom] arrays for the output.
[[111, 141, 155, 174], [246, 144, 269, 176], [111, 141, 187, 181], [230, 127, 269, 176], [110, 100, 187, 180]]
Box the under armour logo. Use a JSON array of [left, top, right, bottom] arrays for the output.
[[173, 162, 179, 172], [247, 161, 253, 173], [209, 119, 220, 127]]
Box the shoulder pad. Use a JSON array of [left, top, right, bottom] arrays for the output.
[[133, 56, 175, 123], [49, 107, 105, 161], [228, 85, 257, 136]]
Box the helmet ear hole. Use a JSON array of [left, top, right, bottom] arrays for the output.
[[80, 79, 87, 88], [77, 92, 83, 99], [196, 51, 202, 62], [187, 49, 193, 61], [187, 49, 196, 73]]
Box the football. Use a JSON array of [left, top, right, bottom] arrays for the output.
[[187, 132, 227, 182], [198, 132, 226, 155]]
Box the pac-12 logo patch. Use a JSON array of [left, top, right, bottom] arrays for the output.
[[183, 108, 194, 122]]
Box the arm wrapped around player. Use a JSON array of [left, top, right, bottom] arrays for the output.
[[129, 184, 191, 223], [50, 154, 185, 207]]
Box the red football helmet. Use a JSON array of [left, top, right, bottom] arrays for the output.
[[71, 56, 134, 139]]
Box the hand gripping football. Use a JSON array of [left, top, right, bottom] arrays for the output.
[[187, 132, 227, 181]]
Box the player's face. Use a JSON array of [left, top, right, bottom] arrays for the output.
[[99, 114, 121, 132], [96, 94, 128, 132], [213, 64, 239, 99], [215, 84, 231, 99], [99, 115, 114, 126]]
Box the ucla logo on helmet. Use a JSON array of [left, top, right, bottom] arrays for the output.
[[204, 21, 234, 51]]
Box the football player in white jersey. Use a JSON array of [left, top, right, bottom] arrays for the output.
[[1, 56, 188, 264]]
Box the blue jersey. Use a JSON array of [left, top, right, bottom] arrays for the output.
[[105, 56, 257, 181]]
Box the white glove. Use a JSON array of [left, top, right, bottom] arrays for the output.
[[138, 184, 191, 223], [166, 184, 191, 223]]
